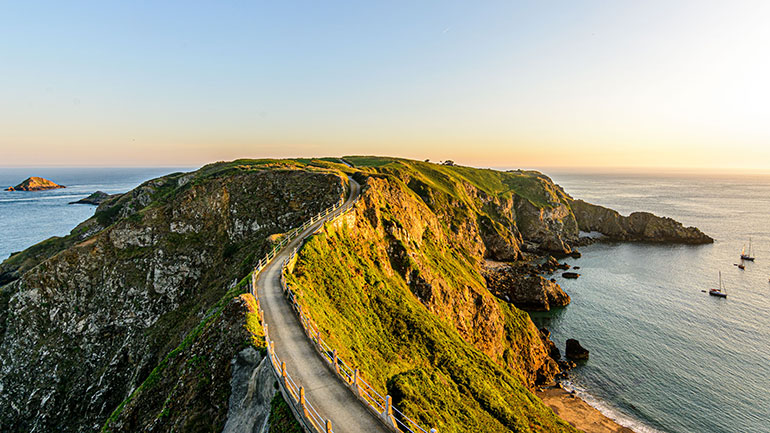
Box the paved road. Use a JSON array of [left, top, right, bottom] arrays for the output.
[[257, 178, 390, 433]]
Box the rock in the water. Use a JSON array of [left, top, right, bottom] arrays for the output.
[[562, 272, 580, 279], [69, 191, 112, 205], [5, 176, 65, 191], [565, 338, 589, 360]]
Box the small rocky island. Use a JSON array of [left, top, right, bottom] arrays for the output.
[[69, 191, 112, 205], [5, 176, 65, 191]]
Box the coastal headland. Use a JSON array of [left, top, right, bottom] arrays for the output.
[[0, 157, 711, 432]]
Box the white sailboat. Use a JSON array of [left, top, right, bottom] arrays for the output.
[[709, 271, 727, 298]]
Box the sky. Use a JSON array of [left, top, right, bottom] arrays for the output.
[[2, 1, 769, 171]]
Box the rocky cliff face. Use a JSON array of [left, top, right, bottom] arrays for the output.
[[105, 293, 271, 433], [351, 174, 560, 386], [570, 199, 714, 244], [0, 161, 345, 433], [484, 263, 570, 311]]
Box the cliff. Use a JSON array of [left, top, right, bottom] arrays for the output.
[[5, 176, 65, 191], [0, 159, 345, 432]]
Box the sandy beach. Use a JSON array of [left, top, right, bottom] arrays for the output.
[[537, 386, 635, 433]]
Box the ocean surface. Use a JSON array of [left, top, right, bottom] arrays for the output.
[[0, 167, 192, 260], [1, 168, 768, 433], [532, 171, 770, 433]]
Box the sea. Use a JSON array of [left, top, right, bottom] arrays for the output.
[[0, 167, 192, 260], [533, 171, 770, 433], [1, 167, 769, 433]]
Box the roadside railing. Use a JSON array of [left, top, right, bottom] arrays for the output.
[[280, 248, 432, 433], [248, 183, 436, 433]]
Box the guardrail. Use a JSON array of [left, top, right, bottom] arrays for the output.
[[248, 184, 436, 433], [280, 248, 433, 433]]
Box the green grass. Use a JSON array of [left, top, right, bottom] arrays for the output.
[[287, 226, 575, 433], [267, 392, 304, 433], [344, 155, 568, 209]]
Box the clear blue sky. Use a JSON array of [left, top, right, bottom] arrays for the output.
[[2, 1, 769, 170]]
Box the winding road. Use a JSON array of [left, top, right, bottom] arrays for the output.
[[256, 178, 390, 433]]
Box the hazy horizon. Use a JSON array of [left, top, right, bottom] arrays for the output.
[[4, 157, 770, 179], [2, 1, 769, 170]]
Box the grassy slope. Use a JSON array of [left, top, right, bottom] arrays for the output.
[[288, 159, 581, 433], [289, 224, 574, 433], [344, 155, 569, 209]]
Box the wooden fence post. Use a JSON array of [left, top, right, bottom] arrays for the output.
[[385, 395, 392, 417], [300, 386, 309, 417], [383, 395, 397, 427]]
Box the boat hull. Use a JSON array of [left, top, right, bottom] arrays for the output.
[[709, 290, 727, 298]]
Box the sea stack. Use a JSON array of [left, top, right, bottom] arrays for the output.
[[5, 177, 65, 191], [565, 339, 590, 360]]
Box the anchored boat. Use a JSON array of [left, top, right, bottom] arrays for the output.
[[740, 238, 755, 261], [709, 271, 727, 298]]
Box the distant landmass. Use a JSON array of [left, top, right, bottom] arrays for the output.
[[69, 191, 112, 205], [4, 176, 65, 191]]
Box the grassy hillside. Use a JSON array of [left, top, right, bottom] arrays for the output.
[[286, 160, 579, 432], [345, 155, 571, 209]]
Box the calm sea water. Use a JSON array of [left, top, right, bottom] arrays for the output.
[[0, 167, 192, 261], [533, 171, 770, 433], [2, 168, 768, 432]]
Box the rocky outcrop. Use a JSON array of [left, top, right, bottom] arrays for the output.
[[484, 263, 571, 311], [221, 348, 276, 433], [5, 177, 65, 191], [69, 191, 112, 205], [565, 339, 589, 360], [516, 198, 578, 254], [570, 199, 713, 244]]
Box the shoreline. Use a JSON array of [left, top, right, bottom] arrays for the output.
[[537, 385, 636, 433]]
